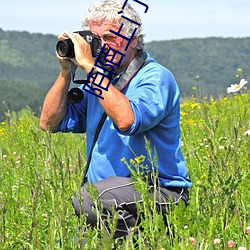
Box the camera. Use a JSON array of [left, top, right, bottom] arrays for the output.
[[56, 30, 102, 58]]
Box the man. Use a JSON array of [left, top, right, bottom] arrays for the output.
[[40, 0, 192, 242]]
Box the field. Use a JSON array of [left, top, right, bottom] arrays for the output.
[[0, 91, 249, 249]]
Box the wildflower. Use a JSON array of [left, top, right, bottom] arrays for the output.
[[227, 79, 248, 93], [219, 145, 224, 150], [42, 213, 48, 221], [228, 240, 235, 248], [244, 130, 250, 136], [189, 237, 196, 246], [135, 157, 141, 164], [246, 226, 250, 235], [130, 159, 135, 165], [237, 67, 243, 73], [196, 180, 202, 185], [214, 238, 221, 244], [20, 207, 25, 214], [238, 247, 246, 250], [191, 103, 201, 109], [12, 185, 18, 192]]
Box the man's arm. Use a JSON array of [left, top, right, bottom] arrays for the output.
[[90, 76, 135, 132], [40, 32, 85, 132], [64, 31, 135, 132], [40, 68, 71, 132]]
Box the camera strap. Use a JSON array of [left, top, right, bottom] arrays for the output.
[[81, 50, 150, 186]]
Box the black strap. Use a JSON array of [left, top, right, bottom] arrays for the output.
[[114, 50, 147, 91], [81, 50, 150, 186]]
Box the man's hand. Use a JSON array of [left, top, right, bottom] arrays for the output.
[[62, 31, 95, 73], [56, 33, 78, 72]]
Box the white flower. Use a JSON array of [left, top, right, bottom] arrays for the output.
[[244, 130, 250, 136], [214, 238, 221, 244], [238, 247, 246, 250], [189, 237, 196, 245], [20, 207, 25, 214], [214, 239, 221, 245], [227, 79, 248, 93]]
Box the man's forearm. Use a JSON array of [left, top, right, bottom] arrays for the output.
[[40, 70, 71, 132], [90, 75, 135, 132]]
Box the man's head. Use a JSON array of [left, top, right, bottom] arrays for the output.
[[82, 0, 144, 50]]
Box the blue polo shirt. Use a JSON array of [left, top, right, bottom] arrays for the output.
[[57, 53, 192, 188]]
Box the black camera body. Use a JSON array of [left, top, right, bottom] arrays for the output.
[[56, 30, 102, 58]]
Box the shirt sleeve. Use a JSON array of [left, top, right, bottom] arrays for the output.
[[119, 63, 180, 135]]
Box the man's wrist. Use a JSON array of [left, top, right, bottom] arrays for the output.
[[87, 67, 104, 77], [60, 68, 71, 78], [87, 67, 98, 77]]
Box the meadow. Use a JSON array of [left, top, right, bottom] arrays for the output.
[[0, 90, 249, 249]]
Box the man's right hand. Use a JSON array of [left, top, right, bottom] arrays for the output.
[[56, 33, 79, 72]]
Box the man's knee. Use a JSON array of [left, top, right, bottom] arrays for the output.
[[72, 187, 97, 225]]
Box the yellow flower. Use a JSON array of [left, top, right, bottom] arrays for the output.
[[135, 157, 141, 164], [130, 159, 135, 165], [237, 67, 243, 73], [191, 103, 201, 109]]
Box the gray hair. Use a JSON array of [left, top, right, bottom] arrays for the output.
[[82, 0, 145, 49]]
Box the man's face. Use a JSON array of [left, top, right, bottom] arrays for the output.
[[89, 19, 137, 73]]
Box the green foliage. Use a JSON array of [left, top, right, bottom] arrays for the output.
[[0, 79, 46, 121], [0, 29, 60, 87], [0, 109, 85, 249], [0, 93, 249, 249], [0, 29, 61, 121]]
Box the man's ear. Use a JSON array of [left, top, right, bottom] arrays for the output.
[[131, 36, 139, 49]]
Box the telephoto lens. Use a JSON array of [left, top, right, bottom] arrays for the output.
[[68, 88, 84, 103], [56, 39, 75, 58]]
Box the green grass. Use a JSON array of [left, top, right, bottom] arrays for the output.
[[0, 93, 249, 249]]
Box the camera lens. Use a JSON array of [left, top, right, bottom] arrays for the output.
[[68, 88, 84, 103], [56, 39, 74, 58]]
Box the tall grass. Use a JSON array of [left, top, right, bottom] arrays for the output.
[[0, 93, 249, 249]]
